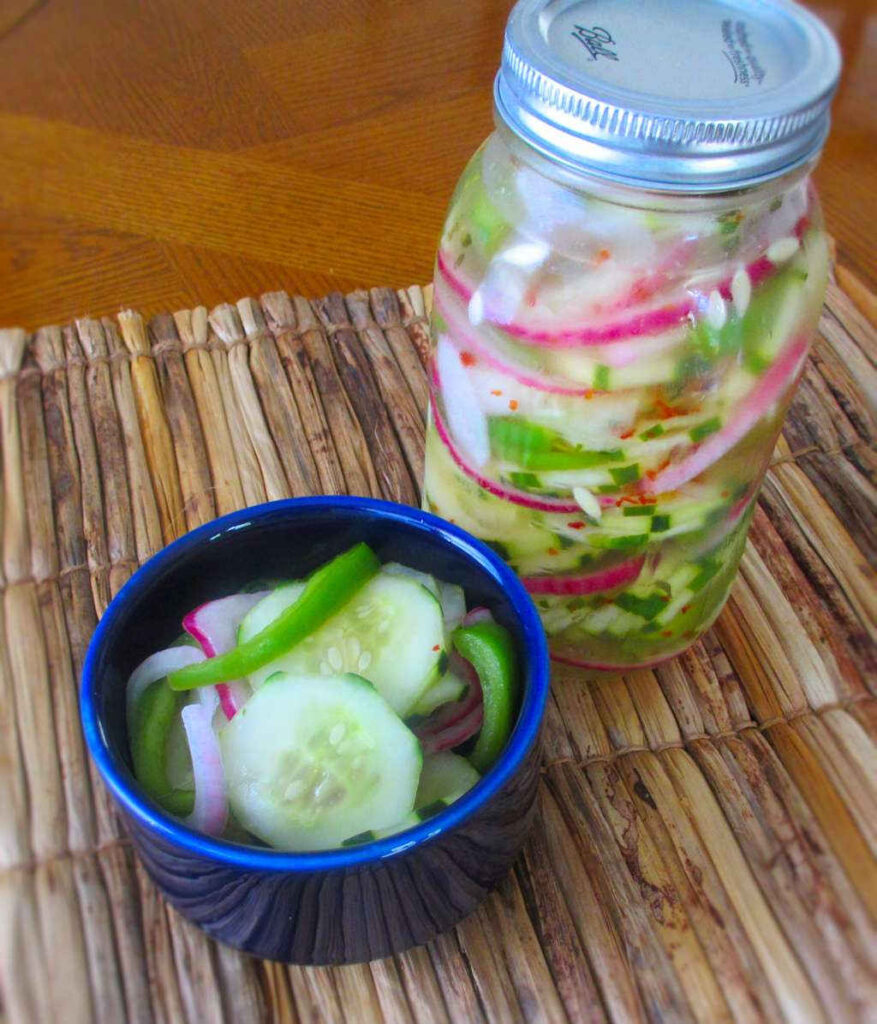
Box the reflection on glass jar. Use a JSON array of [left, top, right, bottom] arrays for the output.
[[423, 0, 840, 671]]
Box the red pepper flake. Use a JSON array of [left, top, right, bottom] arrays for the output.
[[721, 490, 730, 498], [655, 398, 685, 420], [432, 644, 441, 651], [583, 389, 594, 400], [459, 351, 476, 367], [547, 547, 559, 556], [615, 495, 639, 507], [490, 389, 503, 396], [645, 469, 658, 481], [631, 279, 655, 303], [508, 399, 519, 411], [661, 630, 674, 637], [595, 248, 611, 265], [619, 429, 635, 440], [681, 605, 691, 614], [567, 521, 586, 530], [660, 594, 670, 602]]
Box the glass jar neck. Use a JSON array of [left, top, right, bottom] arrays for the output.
[[492, 113, 816, 214]]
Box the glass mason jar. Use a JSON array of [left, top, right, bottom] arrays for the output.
[[423, 0, 840, 671]]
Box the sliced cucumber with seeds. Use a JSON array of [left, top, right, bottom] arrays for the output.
[[416, 752, 481, 808], [248, 574, 446, 717], [220, 672, 422, 851]]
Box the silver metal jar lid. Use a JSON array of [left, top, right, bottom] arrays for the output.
[[494, 0, 841, 191]]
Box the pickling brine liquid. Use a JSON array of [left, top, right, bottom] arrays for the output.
[[423, 133, 830, 670]]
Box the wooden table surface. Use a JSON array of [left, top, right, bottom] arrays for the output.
[[0, 0, 874, 330]]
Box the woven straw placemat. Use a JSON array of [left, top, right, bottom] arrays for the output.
[[0, 277, 874, 1024]]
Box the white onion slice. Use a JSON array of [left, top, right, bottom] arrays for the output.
[[181, 703, 228, 836], [126, 646, 205, 723], [183, 591, 269, 720], [435, 335, 490, 468], [438, 581, 467, 634]]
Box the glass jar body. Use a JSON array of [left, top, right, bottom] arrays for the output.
[[423, 129, 829, 670]]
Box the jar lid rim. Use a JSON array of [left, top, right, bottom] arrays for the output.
[[497, 0, 841, 191]]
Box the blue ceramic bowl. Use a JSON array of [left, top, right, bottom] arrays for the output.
[[82, 496, 549, 964]]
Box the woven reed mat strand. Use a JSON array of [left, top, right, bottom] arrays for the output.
[[0, 276, 874, 1024]]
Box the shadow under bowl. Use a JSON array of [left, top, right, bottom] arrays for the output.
[[81, 496, 550, 964]]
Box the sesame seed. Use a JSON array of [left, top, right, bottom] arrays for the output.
[[329, 723, 345, 746], [706, 289, 727, 330], [284, 780, 305, 801], [766, 235, 800, 264], [468, 291, 484, 327], [573, 486, 602, 522], [731, 266, 751, 317]]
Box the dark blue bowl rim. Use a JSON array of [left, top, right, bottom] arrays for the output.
[[81, 495, 550, 872]]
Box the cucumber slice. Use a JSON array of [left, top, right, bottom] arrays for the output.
[[341, 793, 463, 847], [220, 672, 422, 851], [410, 671, 467, 717], [416, 752, 481, 808], [251, 574, 446, 716], [382, 562, 439, 599], [604, 606, 648, 637], [512, 544, 593, 576], [742, 232, 827, 370], [579, 602, 642, 637], [653, 588, 697, 626], [238, 582, 306, 643]]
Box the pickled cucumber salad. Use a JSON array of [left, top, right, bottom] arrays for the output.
[[424, 138, 830, 668], [125, 544, 520, 850]]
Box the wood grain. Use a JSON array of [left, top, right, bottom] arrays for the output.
[[0, 0, 873, 330]]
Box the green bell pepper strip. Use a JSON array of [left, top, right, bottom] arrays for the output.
[[129, 679, 194, 816], [168, 542, 381, 691], [488, 417, 624, 471], [451, 621, 519, 773]]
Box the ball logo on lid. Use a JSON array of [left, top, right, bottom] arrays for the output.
[[570, 24, 618, 62]]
